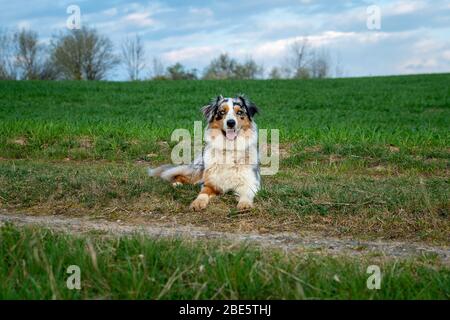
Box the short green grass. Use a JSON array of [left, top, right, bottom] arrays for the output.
[[0, 224, 448, 300], [0, 75, 449, 161]]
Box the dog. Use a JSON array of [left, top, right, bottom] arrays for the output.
[[148, 95, 260, 211]]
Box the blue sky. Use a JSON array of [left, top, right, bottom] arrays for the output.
[[1, 0, 449, 80]]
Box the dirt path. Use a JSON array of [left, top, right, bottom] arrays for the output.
[[0, 211, 448, 263]]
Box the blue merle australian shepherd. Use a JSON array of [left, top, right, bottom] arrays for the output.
[[149, 95, 260, 211]]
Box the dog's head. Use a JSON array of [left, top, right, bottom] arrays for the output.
[[202, 95, 259, 140]]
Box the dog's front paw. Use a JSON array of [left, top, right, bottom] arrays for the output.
[[190, 197, 208, 211], [237, 201, 253, 211]]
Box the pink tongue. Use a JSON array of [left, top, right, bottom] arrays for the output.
[[226, 129, 237, 140]]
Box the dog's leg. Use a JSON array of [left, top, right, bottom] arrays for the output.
[[235, 184, 257, 211], [172, 175, 190, 187], [190, 185, 217, 211]]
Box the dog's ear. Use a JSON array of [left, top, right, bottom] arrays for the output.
[[238, 95, 259, 119], [201, 95, 223, 121]]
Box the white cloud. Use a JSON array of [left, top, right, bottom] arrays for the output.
[[384, 0, 428, 16], [122, 12, 155, 27], [162, 46, 217, 64], [85, 1, 173, 35], [442, 50, 450, 60], [102, 8, 118, 17], [156, 30, 405, 68], [396, 36, 450, 73], [188, 7, 214, 17], [17, 20, 31, 30]]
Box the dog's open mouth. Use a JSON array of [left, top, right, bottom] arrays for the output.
[[225, 129, 237, 140]]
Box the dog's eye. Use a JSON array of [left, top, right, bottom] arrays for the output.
[[219, 110, 225, 115], [236, 110, 243, 115]]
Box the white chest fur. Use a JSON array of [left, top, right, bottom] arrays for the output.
[[203, 127, 260, 194]]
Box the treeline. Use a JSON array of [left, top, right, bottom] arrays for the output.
[[0, 27, 118, 80], [0, 27, 340, 81]]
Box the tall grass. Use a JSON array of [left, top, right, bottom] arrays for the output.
[[0, 224, 448, 299]]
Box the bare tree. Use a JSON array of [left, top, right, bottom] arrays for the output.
[[50, 27, 119, 80], [268, 67, 282, 79], [0, 29, 16, 79], [149, 57, 165, 79], [203, 53, 237, 79], [284, 37, 333, 79], [310, 48, 331, 79], [1, 29, 57, 80], [121, 34, 146, 81], [233, 58, 264, 79], [203, 54, 263, 79], [166, 62, 197, 80], [334, 52, 344, 78], [286, 38, 311, 79], [14, 29, 42, 80], [38, 58, 59, 80]]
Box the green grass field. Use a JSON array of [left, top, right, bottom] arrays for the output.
[[1, 75, 449, 161], [0, 74, 449, 299]]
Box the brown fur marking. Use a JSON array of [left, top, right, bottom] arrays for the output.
[[234, 105, 252, 130], [173, 170, 203, 185], [200, 185, 219, 196], [173, 175, 191, 184], [210, 103, 228, 129]]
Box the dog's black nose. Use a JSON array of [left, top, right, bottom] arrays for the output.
[[226, 119, 236, 128]]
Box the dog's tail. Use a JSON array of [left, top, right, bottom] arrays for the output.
[[148, 163, 203, 185]]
